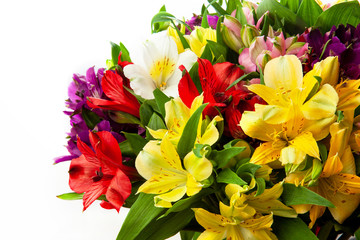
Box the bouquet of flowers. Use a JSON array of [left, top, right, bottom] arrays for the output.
[[55, 0, 360, 239]]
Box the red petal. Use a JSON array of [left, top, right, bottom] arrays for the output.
[[82, 180, 109, 211], [178, 65, 199, 108], [224, 107, 246, 139], [105, 169, 132, 212], [118, 52, 133, 69], [89, 131, 123, 169], [213, 62, 244, 92], [76, 136, 100, 165], [69, 155, 98, 193]]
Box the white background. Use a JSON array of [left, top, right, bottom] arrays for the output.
[[0, 0, 334, 239]]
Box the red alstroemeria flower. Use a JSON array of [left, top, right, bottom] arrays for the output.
[[69, 131, 138, 212], [87, 70, 140, 117], [179, 58, 244, 117], [179, 58, 265, 139]]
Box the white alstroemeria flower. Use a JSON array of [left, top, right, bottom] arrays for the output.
[[124, 32, 197, 99]]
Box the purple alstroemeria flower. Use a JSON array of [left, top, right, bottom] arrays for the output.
[[185, 15, 219, 34], [305, 24, 360, 80]]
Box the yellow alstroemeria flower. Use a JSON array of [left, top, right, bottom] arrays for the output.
[[288, 112, 360, 227], [148, 95, 222, 147], [135, 135, 213, 208], [240, 55, 340, 166], [225, 183, 297, 218], [184, 26, 216, 57], [193, 186, 278, 240]]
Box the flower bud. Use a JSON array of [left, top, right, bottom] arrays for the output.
[[222, 15, 244, 53], [240, 25, 259, 48]]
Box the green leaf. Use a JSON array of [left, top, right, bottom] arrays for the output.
[[180, 231, 196, 240], [139, 100, 159, 126], [57, 192, 84, 200], [201, 6, 210, 28], [236, 162, 261, 175], [147, 113, 166, 131], [161, 188, 214, 218], [314, 2, 360, 33], [235, 4, 248, 25], [227, 0, 241, 15], [117, 193, 165, 240], [217, 168, 247, 186], [256, 0, 307, 35], [170, 20, 191, 49], [260, 13, 270, 38], [216, 16, 225, 46], [207, 0, 227, 15], [110, 42, 121, 66], [297, 0, 323, 27], [210, 146, 246, 168], [254, 178, 266, 197], [153, 88, 171, 119], [81, 107, 101, 129], [177, 104, 208, 159], [151, 12, 173, 33], [272, 217, 318, 240], [136, 209, 195, 240], [280, 0, 300, 13], [355, 227, 360, 240], [206, 40, 228, 62], [123, 132, 148, 155], [200, 44, 213, 62], [318, 142, 328, 162], [188, 62, 202, 94], [119, 42, 131, 62], [282, 183, 335, 207], [118, 140, 135, 157]]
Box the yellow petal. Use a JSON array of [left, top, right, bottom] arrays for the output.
[[198, 115, 222, 146], [314, 56, 339, 87], [289, 131, 320, 159], [331, 173, 360, 194], [184, 152, 213, 182], [336, 80, 360, 111], [264, 55, 303, 91], [147, 128, 167, 140], [239, 213, 274, 230], [320, 177, 360, 224], [309, 205, 326, 228], [194, 208, 230, 231], [291, 204, 312, 214], [135, 141, 169, 179], [255, 104, 290, 124], [341, 147, 357, 175], [197, 231, 226, 240], [186, 173, 203, 196], [248, 84, 287, 106], [250, 141, 282, 165], [137, 172, 187, 195], [302, 115, 336, 141], [165, 98, 190, 129], [255, 165, 273, 181], [301, 84, 338, 120], [321, 154, 343, 178], [240, 110, 281, 142], [160, 134, 184, 171], [154, 186, 187, 208], [279, 146, 307, 165]]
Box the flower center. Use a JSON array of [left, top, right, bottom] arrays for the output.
[[150, 56, 176, 90]]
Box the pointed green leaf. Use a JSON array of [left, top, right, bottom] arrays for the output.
[[227, 0, 241, 15], [211, 147, 246, 168], [123, 132, 148, 155], [272, 217, 318, 240], [280, 0, 300, 13], [282, 183, 335, 207], [119, 42, 131, 62], [110, 42, 121, 66], [297, 0, 323, 27], [147, 113, 166, 131], [117, 193, 165, 240], [206, 40, 228, 62], [254, 178, 266, 197], [207, 0, 227, 15], [153, 88, 171, 118], [136, 209, 195, 240], [225, 72, 260, 91], [314, 2, 360, 33], [201, 6, 210, 28], [57, 192, 84, 200], [177, 103, 208, 159], [81, 106, 102, 129], [235, 4, 248, 25], [236, 162, 261, 175], [217, 168, 247, 186]]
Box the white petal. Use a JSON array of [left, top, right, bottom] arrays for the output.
[[176, 49, 197, 71], [124, 64, 156, 99]]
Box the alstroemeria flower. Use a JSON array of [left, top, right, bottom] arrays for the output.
[[239, 33, 308, 73], [184, 26, 217, 57], [69, 131, 138, 212], [135, 135, 213, 207], [193, 183, 279, 240], [240, 55, 339, 165], [87, 70, 140, 118], [123, 32, 197, 99], [288, 113, 360, 227], [148, 95, 222, 147]]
